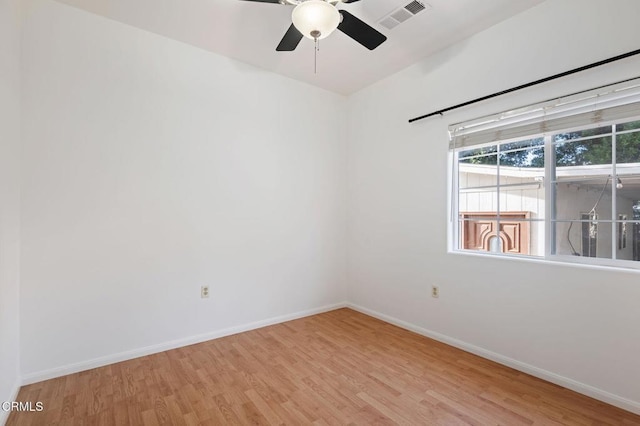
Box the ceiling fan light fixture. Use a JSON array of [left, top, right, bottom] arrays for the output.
[[292, 0, 340, 40]]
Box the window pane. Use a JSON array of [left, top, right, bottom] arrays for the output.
[[499, 145, 545, 168], [499, 182, 545, 219], [553, 126, 612, 143], [499, 145, 545, 220], [553, 176, 612, 221], [499, 137, 545, 156], [554, 136, 612, 167], [458, 186, 498, 213], [615, 220, 636, 261], [615, 175, 640, 217], [528, 220, 545, 257], [615, 175, 640, 261], [554, 219, 613, 259], [616, 120, 640, 132], [459, 217, 499, 253], [458, 146, 497, 159], [459, 153, 497, 189], [554, 221, 580, 256], [616, 129, 640, 164], [459, 216, 540, 256]]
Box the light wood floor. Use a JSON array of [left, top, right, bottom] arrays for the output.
[[7, 308, 640, 425]]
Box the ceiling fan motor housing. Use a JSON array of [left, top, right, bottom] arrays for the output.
[[292, 0, 340, 40]]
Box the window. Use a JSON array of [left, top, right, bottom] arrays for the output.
[[449, 81, 640, 268]]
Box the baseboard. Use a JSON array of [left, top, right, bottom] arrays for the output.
[[21, 302, 347, 386], [20, 301, 640, 416], [346, 302, 640, 416], [0, 379, 22, 426]]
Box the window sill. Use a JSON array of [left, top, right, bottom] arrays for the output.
[[448, 249, 640, 274]]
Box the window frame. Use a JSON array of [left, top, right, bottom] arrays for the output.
[[449, 114, 640, 271]]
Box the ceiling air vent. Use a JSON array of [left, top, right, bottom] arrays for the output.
[[405, 0, 427, 15], [378, 1, 431, 31]]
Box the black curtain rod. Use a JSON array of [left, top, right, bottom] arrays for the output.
[[408, 48, 640, 123]]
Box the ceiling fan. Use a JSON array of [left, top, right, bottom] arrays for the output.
[[241, 0, 387, 52]]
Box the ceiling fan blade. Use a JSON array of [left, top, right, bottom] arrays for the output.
[[341, 0, 362, 3], [240, 0, 281, 3], [276, 24, 303, 51], [337, 10, 387, 50]]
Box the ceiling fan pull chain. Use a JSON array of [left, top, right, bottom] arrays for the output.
[[314, 37, 318, 74]]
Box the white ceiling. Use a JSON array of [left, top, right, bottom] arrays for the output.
[[54, 0, 544, 95]]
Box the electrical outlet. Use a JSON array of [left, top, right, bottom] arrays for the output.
[[201, 286, 209, 299], [431, 285, 439, 298]]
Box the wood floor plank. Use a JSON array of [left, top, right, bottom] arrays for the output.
[[7, 308, 640, 425]]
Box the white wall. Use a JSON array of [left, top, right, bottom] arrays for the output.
[[347, 0, 640, 413], [20, 0, 347, 379], [12, 0, 640, 416], [0, 0, 23, 421]]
